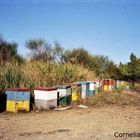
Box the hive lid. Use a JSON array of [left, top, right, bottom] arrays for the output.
[[73, 81, 89, 85], [64, 83, 81, 87], [87, 81, 96, 84], [54, 85, 71, 89], [34, 87, 57, 91], [6, 89, 30, 92]]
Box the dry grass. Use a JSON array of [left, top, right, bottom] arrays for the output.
[[135, 82, 140, 91], [87, 91, 140, 107], [0, 61, 96, 91]]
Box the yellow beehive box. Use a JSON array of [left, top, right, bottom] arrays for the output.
[[7, 100, 30, 113], [72, 92, 81, 101], [65, 83, 81, 102], [103, 85, 109, 91]]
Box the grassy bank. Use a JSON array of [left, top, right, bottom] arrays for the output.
[[87, 91, 140, 107]]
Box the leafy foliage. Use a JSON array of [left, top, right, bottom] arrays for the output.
[[119, 53, 140, 84], [25, 38, 54, 62], [0, 35, 23, 64], [64, 47, 92, 67]]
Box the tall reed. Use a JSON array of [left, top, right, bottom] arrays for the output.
[[0, 61, 96, 91]]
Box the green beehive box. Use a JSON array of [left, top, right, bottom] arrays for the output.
[[55, 85, 72, 106], [59, 95, 71, 106]]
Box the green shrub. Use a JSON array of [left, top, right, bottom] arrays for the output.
[[115, 86, 126, 93]]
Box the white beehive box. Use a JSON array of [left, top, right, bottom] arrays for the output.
[[34, 88, 58, 110]]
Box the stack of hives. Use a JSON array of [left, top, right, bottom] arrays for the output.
[[116, 80, 129, 90], [6, 89, 30, 113], [73, 81, 90, 99], [102, 79, 115, 91], [64, 83, 81, 102], [87, 81, 101, 96]]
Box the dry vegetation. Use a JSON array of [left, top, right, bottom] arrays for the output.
[[0, 61, 96, 91], [82, 91, 140, 107]]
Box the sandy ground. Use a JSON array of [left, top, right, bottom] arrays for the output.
[[0, 105, 140, 140]]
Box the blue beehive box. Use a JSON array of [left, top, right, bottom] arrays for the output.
[[87, 81, 96, 96]]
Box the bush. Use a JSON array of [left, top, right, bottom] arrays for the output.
[[115, 86, 126, 93]]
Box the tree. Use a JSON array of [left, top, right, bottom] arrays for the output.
[[88, 55, 118, 79], [118, 62, 128, 80], [0, 34, 23, 64], [127, 53, 140, 84], [64, 47, 92, 67], [63, 48, 120, 79], [119, 53, 140, 85], [53, 41, 65, 63], [105, 61, 121, 80], [25, 38, 54, 62]]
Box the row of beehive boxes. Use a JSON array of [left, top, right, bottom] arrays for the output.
[[5, 86, 71, 113], [101, 80, 129, 91], [73, 81, 102, 99], [1, 81, 103, 113], [3, 79, 127, 113], [101, 79, 116, 91]]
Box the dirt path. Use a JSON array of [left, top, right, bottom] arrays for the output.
[[0, 105, 140, 140]]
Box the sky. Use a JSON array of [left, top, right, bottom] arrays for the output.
[[0, 0, 140, 64]]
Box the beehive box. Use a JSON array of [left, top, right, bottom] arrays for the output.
[[6, 89, 30, 113], [73, 81, 89, 99], [87, 81, 95, 96], [95, 81, 100, 94], [98, 80, 103, 93], [116, 80, 120, 88], [34, 88, 58, 110], [0, 92, 7, 113], [103, 80, 109, 91], [56, 85, 71, 106], [103, 85, 109, 91], [109, 79, 115, 91], [65, 83, 81, 102], [103, 79, 115, 91], [116, 80, 129, 90]]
